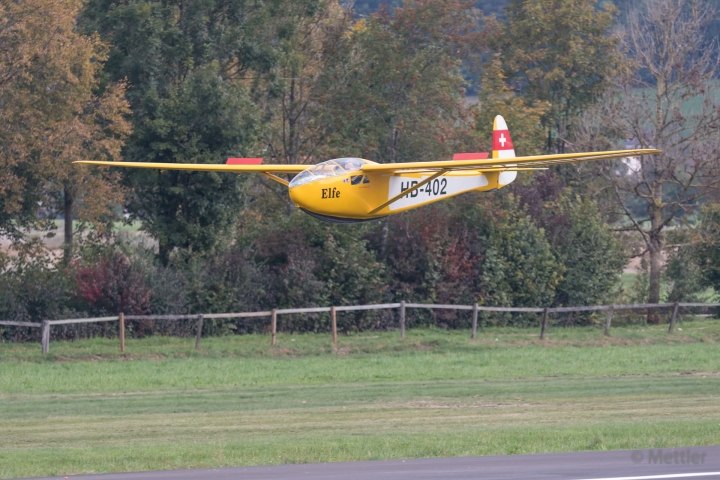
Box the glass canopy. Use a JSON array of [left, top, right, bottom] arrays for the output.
[[289, 158, 367, 188]]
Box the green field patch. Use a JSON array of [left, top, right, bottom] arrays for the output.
[[1, 324, 719, 478]]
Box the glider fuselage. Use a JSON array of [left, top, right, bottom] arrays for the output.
[[288, 164, 503, 222]]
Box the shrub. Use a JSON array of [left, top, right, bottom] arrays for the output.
[[74, 251, 151, 316]]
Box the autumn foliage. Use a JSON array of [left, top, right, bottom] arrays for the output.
[[73, 253, 151, 316], [5, 0, 713, 338]]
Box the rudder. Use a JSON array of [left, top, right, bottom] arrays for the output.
[[493, 115, 517, 186]]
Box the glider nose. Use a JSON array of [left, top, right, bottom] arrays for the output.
[[288, 184, 302, 208]]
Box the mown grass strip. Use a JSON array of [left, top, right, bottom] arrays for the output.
[[1, 414, 718, 478], [1, 342, 720, 395]]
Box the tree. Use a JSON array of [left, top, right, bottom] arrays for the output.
[[664, 229, 705, 303], [695, 204, 720, 295], [496, 0, 621, 153], [324, 0, 490, 255], [332, 0, 489, 165], [82, 0, 320, 263], [473, 56, 548, 156], [122, 67, 260, 264], [547, 194, 625, 308], [248, 1, 354, 214], [0, 0, 130, 261], [572, 0, 720, 321], [261, 1, 353, 167], [513, 174, 625, 309], [48, 83, 131, 263], [479, 195, 562, 312]]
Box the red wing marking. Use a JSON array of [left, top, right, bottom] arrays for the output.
[[453, 152, 489, 160], [226, 158, 263, 165]]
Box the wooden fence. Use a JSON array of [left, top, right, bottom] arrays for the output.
[[1, 301, 718, 354]]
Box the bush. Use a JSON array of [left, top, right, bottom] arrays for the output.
[[514, 172, 626, 323], [665, 230, 705, 303], [0, 179, 637, 339], [0, 241, 79, 342], [479, 195, 562, 325], [74, 252, 151, 316]]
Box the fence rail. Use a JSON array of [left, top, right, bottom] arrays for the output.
[[48, 316, 120, 326], [1, 301, 718, 354], [0, 321, 42, 327]]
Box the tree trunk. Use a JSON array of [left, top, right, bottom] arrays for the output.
[[546, 128, 553, 153], [647, 199, 663, 324], [159, 240, 170, 266], [647, 238, 662, 324], [63, 187, 73, 264], [379, 216, 390, 258], [288, 72, 296, 164], [389, 125, 399, 164]]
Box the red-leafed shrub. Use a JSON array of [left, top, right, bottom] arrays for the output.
[[384, 201, 482, 328], [73, 252, 151, 316]]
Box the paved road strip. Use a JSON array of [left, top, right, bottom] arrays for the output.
[[579, 473, 720, 480]]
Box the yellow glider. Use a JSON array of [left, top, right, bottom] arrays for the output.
[[75, 115, 660, 223]]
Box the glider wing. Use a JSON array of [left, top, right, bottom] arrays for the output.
[[73, 160, 308, 175], [360, 149, 661, 174]]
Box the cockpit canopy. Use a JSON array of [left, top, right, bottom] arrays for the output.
[[289, 158, 368, 188]]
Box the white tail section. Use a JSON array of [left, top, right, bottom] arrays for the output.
[[493, 115, 517, 186]]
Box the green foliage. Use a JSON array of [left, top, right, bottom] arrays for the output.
[[0, 243, 75, 327], [480, 196, 562, 311], [384, 203, 481, 327], [4, 0, 695, 337], [328, 0, 488, 163], [385, 194, 567, 327], [496, 0, 620, 151], [0, 187, 621, 337], [124, 67, 260, 261], [474, 56, 548, 156], [512, 172, 625, 312], [319, 232, 382, 305], [81, 0, 315, 261], [664, 230, 705, 303], [547, 194, 625, 307], [354, 1, 510, 20], [243, 214, 389, 332], [695, 204, 720, 297]]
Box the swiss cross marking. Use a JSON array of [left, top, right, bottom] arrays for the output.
[[499, 133, 507, 147]]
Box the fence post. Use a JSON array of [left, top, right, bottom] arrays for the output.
[[471, 303, 479, 339], [669, 302, 680, 333], [400, 301, 406, 339], [195, 314, 204, 350], [604, 306, 614, 337], [271, 309, 277, 346], [119, 312, 125, 353], [41, 320, 50, 354], [331, 306, 338, 345], [540, 308, 549, 340]]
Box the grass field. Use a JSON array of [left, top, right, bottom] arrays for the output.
[[619, 272, 719, 303], [1, 322, 720, 478]]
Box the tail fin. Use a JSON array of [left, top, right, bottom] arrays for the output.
[[493, 115, 517, 186]]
